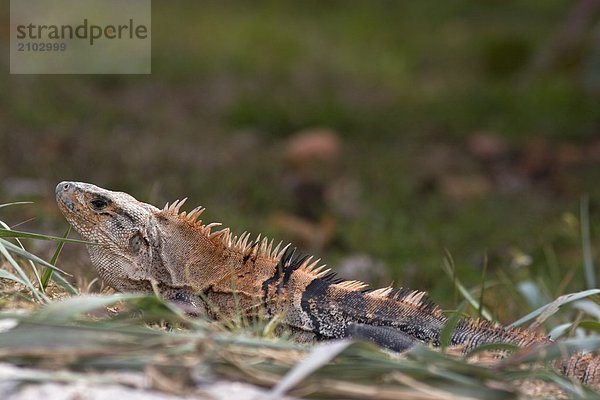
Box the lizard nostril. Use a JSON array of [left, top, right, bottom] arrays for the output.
[[63, 183, 70, 191]]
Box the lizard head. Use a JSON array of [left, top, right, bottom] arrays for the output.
[[55, 181, 275, 299], [55, 181, 160, 290]]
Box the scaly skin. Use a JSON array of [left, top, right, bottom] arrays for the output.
[[55, 181, 600, 387]]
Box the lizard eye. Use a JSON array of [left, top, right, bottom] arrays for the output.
[[90, 198, 108, 211]]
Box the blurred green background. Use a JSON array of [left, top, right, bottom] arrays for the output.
[[1, 1, 599, 317]]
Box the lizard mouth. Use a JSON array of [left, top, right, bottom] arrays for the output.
[[55, 181, 82, 215], [56, 182, 75, 211], [55, 181, 99, 241]]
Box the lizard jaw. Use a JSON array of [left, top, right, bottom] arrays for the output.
[[55, 181, 99, 241]]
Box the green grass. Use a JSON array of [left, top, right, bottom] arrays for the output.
[[0, 204, 79, 301]]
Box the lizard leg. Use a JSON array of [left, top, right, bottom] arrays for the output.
[[170, 292, 205, 317], [346, 323, 418, 352]]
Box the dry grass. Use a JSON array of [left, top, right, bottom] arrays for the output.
[[1, 205, 600, 399]]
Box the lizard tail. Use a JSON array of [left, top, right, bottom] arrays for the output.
[[558, 352, 600, 389]]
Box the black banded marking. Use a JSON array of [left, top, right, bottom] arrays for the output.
[[279, 248, 309, 291], [320, 271, 343, 284], [340, 290, 367, 323], [262, 263, 282, 298], [300, 278, 331, 335], [300, 278, 369, 338], [262, 247, 311, 293], [269, 249, 448, 345], [261, 249, 288, 314], [301, 277, 445, 343], [242, 241, 259, 264], [262, 247, 310, 318]]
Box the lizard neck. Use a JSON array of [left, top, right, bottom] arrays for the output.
[[153, 209, 286, 299]]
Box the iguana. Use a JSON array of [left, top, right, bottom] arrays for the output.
[[55, 181, 600, 388]]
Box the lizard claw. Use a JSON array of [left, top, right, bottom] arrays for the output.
[[171, 292, 203, 317]]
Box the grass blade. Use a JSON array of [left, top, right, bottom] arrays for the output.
[[580, 195, 596, 289], [442, 256, 493, 321], [0, 228, 92, 245], [0, 222, 77, 294], [517, 280, 549, 310], [440, 304, 466, 352], [576, 320, 600, 335], [0, 237, 77, 294], [464, 342, 520, 359], [572, 299, 600, 319], [509, 288, 600, 328], [0, 268, 28, 286], [0, 239, 48, 303], [0, 221, 43, 288], [265, 340, 353, 400], [28, 294, 141, 323], [0, 239, 70, 275], [501, 337, 600, 366], [49, 271, 79, 295], [0, 202, 33, 209], [548, 322, 573, 340], [41, 226, 71, 291], [478, 252, 488, 319]]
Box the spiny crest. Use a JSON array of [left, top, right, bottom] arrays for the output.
[[283, 258, 436, 311], [459, 318, 539, 340], [228, 232, 293, 261], [277, 248, 334, 280], [463, 318, 501, 330], [163, 199, 209, 227], [273, 247, 336, 286], [366, 287, 395, 298], [164, 201, 300, 261], [184, 206, 206, 222], [274, 247, 365, 289], [402, 289, 428, 305], [311, 269, 439, 313], [298, 257, 331, 278], [364, 286, 441, 315], [163, 198, 188, 215], [279, 247, 310, 271], [161, 201, 441, 314], [335, 280, 369, 291], [395, 288, 440, 315]]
